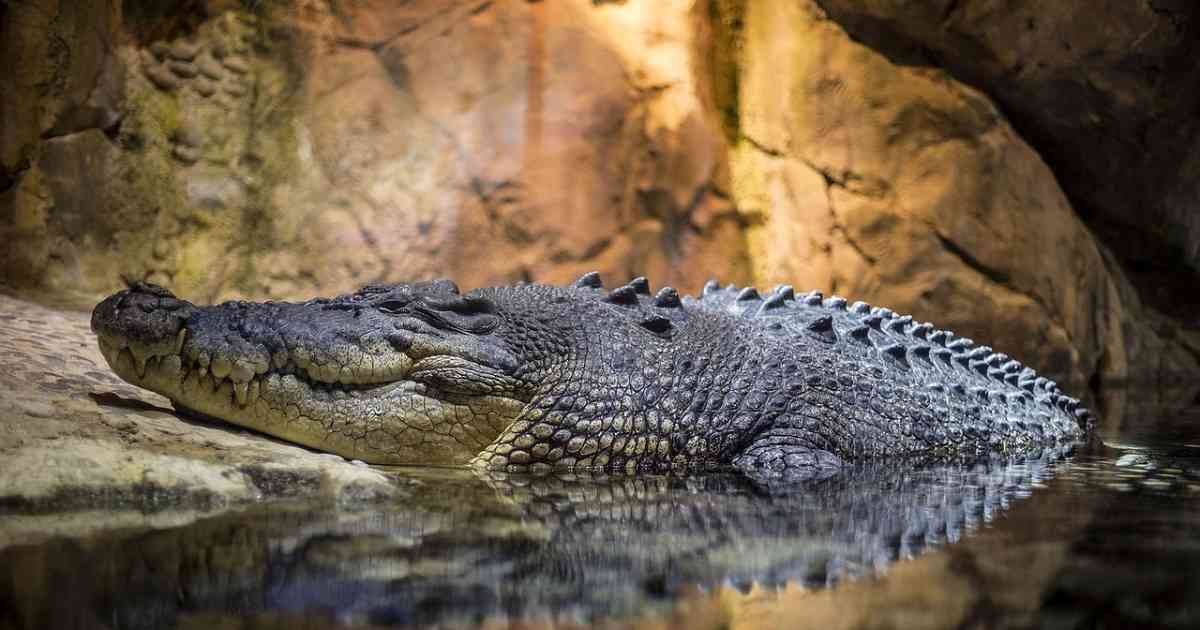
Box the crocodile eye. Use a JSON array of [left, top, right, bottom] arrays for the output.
[[376, 300, 409, 314]]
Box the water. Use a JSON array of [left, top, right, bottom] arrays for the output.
[[1, 390, 1198, 629]]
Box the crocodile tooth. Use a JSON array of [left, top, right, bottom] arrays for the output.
[[231, 361, 255, 384], [210, 355, 233, 380], [197, 363, 208, 378], [174, 329, 187, 354], [247, 379, 260, 405], [234, 380, 249, 406], [161, 354, 181, 379], [126, 345, 151, 379], [251, 354, 270, 375]]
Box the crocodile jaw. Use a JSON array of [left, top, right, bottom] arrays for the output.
[[95, 331, 526, 465]]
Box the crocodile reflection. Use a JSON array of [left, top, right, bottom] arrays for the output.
[[1, 448, 1073, 629]]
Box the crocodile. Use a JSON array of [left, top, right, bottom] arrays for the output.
[[91, 274, 1092, 478]]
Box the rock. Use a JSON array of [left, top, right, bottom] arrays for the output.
[[722, 0, 1101, 388], [173, 124, 203, 148], [192, 77, 217, 97], [814, 0, 1200, 301], [167, 39, 200, 62], [0, 1, 124, 177], [714, 0, 1199, 392], [172, 145, 200, 165], [221, 54, 249, 74], [223, 79, 248, 97], [196, 53, 224, 80], [149, 41, 171, 59], [167, 60, 199, 79], [144, 64, 179, 91], [0, 294, 403, 543]]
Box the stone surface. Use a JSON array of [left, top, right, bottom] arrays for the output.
[[814, 0, 1200, 310], [0, 293, 403, 546], [0, 0, 1196, 398], [0, 0, 747, 305], [710, 0, 1199, 392]]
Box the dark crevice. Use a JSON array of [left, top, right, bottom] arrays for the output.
[[934, 233, 1010, 285], [0, 161, 31, 196], [940, 0, 962, 25], [89, 391, 175, 415]]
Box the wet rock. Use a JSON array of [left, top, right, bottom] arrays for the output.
[[0, 294, 403, 541]]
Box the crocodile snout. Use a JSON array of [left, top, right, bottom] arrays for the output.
[[92, 282, 194, 379]]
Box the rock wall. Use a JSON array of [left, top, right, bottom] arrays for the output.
[[814, 0, 1200, 313], [0, 0, 1196, 406], [0, 0, 746, 305]]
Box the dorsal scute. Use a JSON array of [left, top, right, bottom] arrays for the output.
[[562, 275, 1083, 427]]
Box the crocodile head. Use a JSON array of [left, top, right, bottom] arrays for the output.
[[92, 281, 532, 464]]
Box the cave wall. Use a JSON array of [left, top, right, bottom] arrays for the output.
[[0, 0, 1196, 405]]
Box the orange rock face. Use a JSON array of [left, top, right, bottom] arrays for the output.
[[0, 0, 1195, 403]]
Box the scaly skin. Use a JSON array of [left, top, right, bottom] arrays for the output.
[[91, 274, 1091, 478]]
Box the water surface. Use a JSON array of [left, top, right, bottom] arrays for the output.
[[2, 388, 1198, 629]]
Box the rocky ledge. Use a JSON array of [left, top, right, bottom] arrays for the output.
[[0, 294, 406, 548]]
